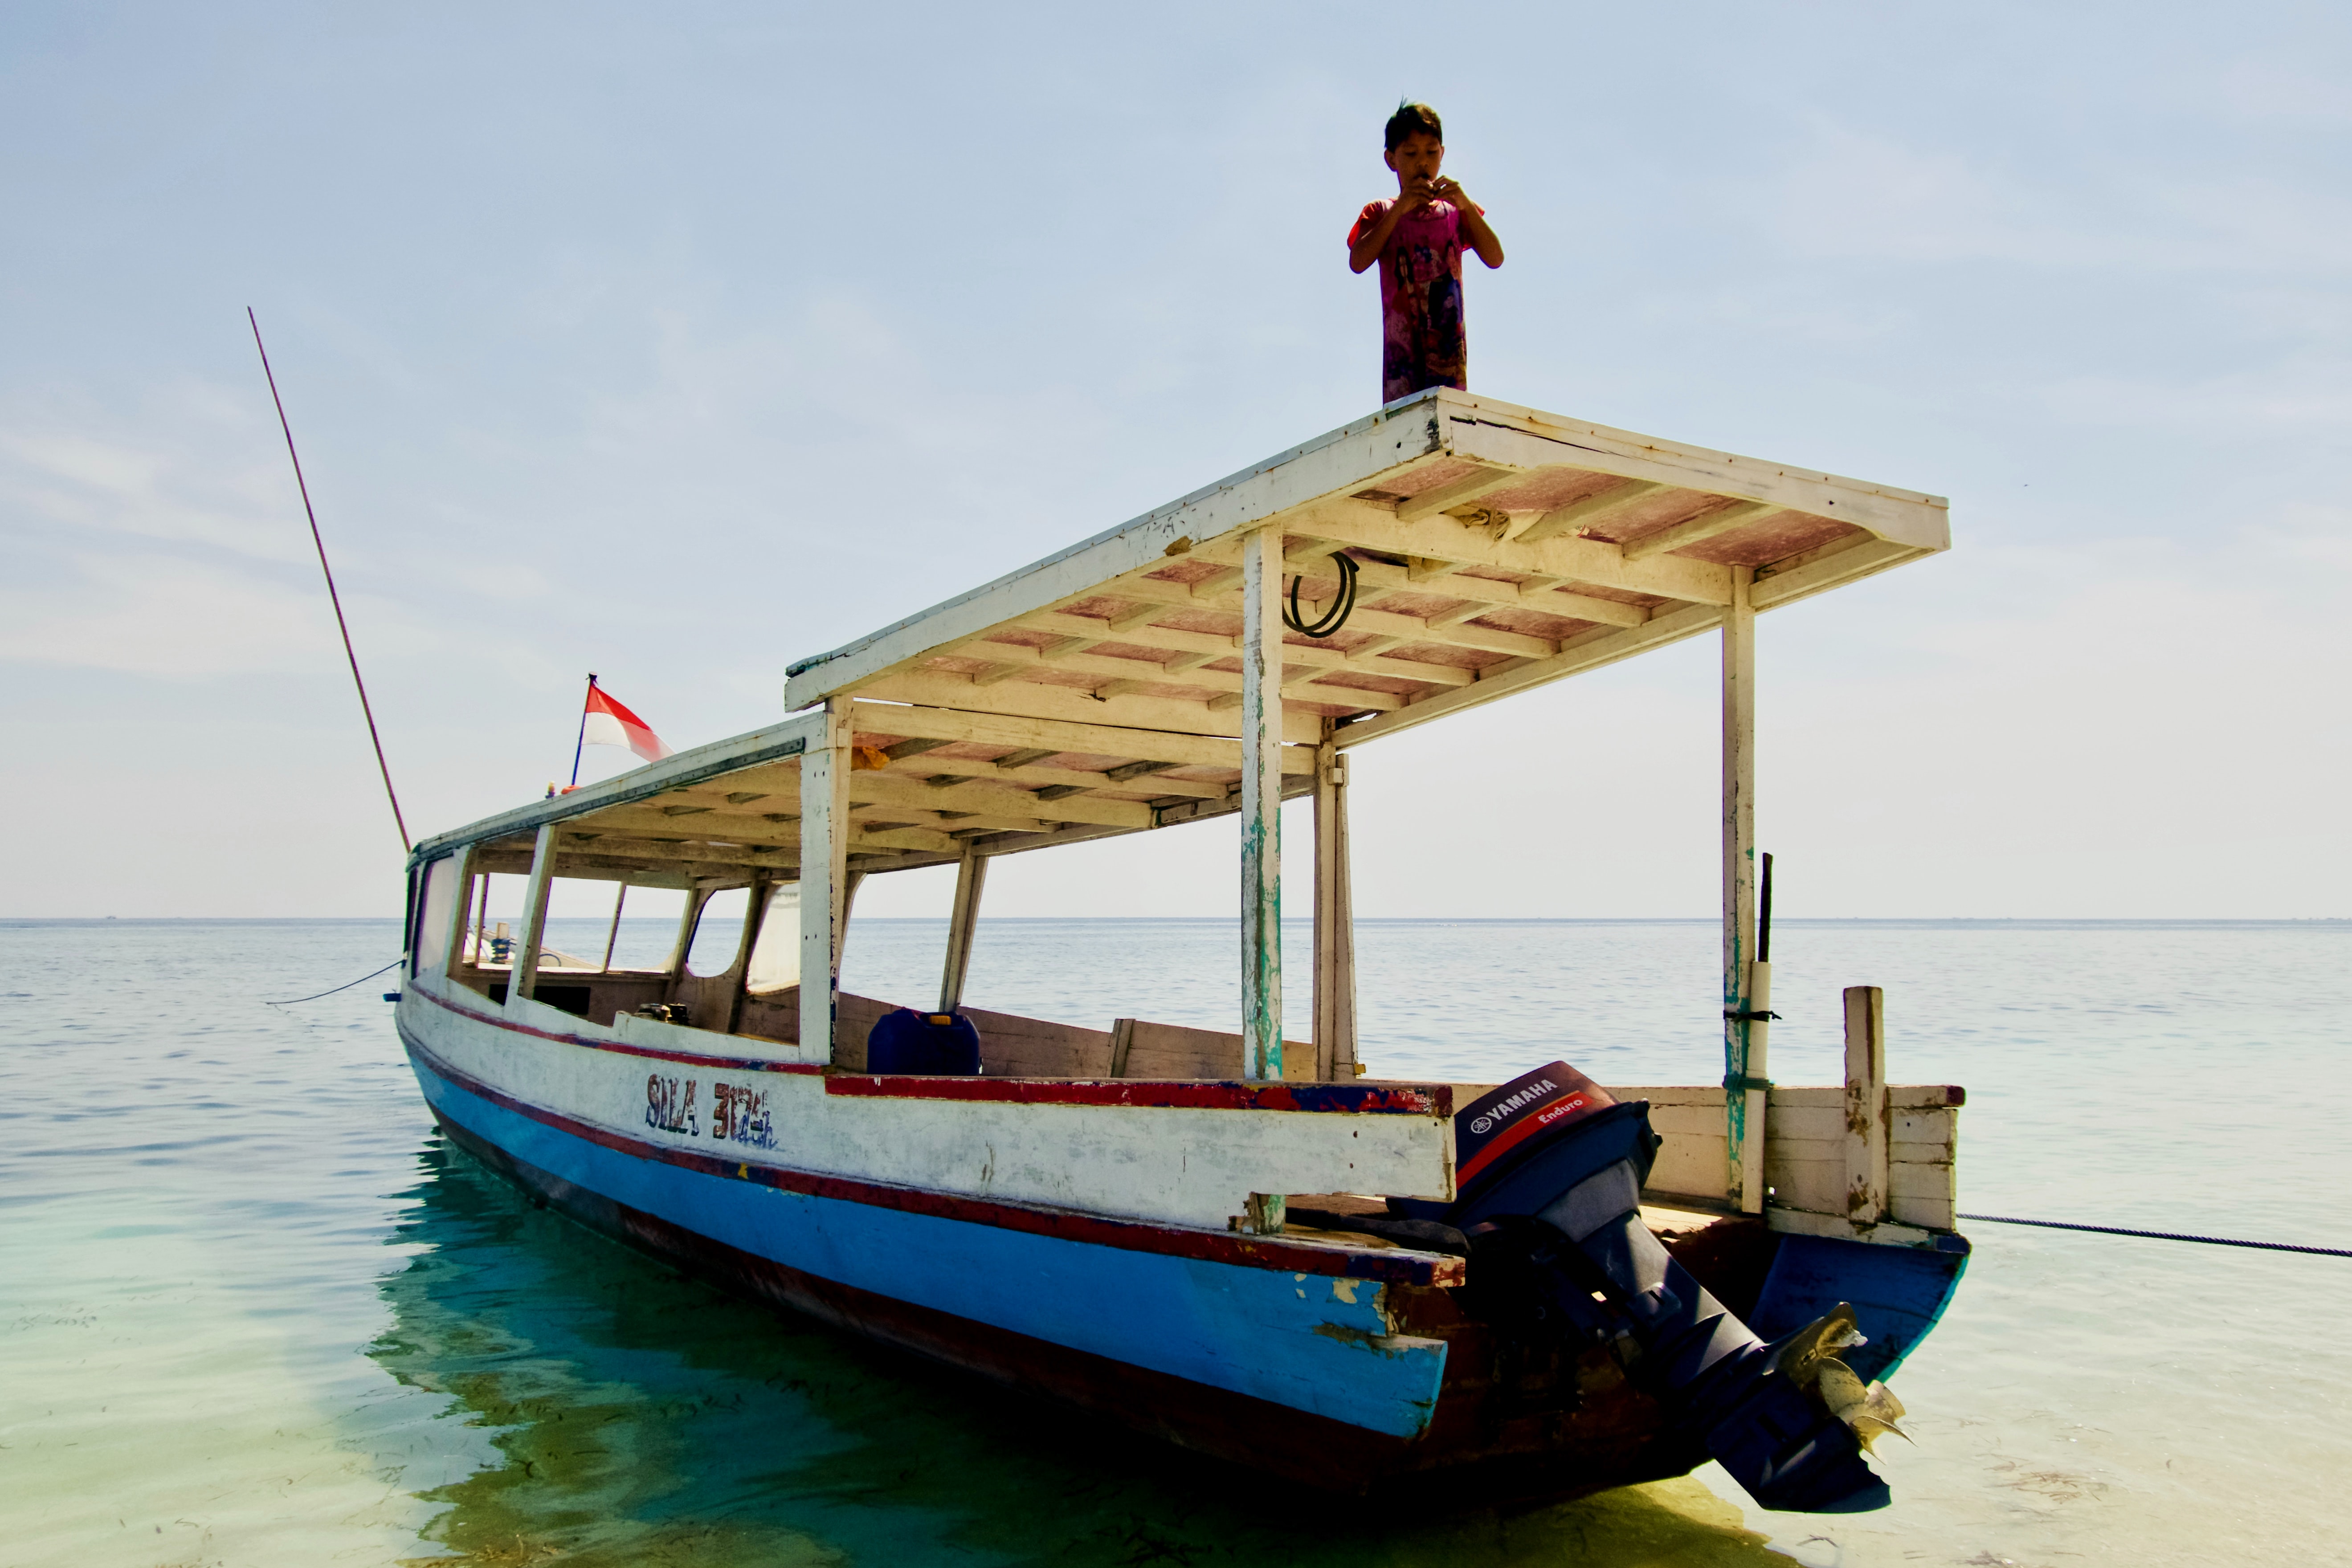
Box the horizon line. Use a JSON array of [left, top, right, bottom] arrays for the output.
[[4, 916, 2347, 927]]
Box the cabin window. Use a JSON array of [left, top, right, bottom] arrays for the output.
[[603, 885, 688, 971], [684, 887, 754, 977], [412, 855, 459, 977], [535, 878, 631, 973], [745, 883, 800, 993], [460, 873, 532, 967]]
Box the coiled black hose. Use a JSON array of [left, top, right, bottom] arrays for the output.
[[1283, 553, 1359, 638]]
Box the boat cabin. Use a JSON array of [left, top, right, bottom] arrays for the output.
[[403, 389, 1962, 1250]]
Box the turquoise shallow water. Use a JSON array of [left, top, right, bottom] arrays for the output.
[[4, 916, 2348, 1566]]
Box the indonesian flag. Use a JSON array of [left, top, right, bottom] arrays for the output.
[[582, 683, 672, 763]]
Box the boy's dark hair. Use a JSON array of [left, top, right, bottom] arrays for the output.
[[1384, 101, 1442, 153]]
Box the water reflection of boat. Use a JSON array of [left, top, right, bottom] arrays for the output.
[[392, 391, 1969, 1515], [374, 1137, 1809, 1565]]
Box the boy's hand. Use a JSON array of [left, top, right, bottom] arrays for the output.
[[1430, 176, 1473, 210], [1396, 173, 1437, 214]]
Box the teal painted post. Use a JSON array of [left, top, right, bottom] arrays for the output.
[[1721, 567, 1759, 1209], [1240, 526, 1283, 1080]]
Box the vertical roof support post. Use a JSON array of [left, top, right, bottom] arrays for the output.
[[1721, 567, 1763, 1212], [663, 888, 706, 980], [599, 881, 627, 973], [1240, 525, 1284, 1081], [469, 862, 491, 969], [434, 843, 478, 981], [717, 871, 768, 1036], [509, 823, 558, 1009], [939, 843, 988, 1013], [799, 699, 854, 1063], [1312, 738, 1356, 1080]]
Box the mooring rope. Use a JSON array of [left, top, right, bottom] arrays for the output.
[[249, 307, 410, 854], [266, 958, 404, 1007], [1960, 1212, 2352, 1258]]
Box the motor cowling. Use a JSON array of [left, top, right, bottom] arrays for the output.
[[1422, 1062, 1893, 1513]]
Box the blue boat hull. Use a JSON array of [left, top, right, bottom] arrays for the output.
[[403, 1027, 1958, 1500]]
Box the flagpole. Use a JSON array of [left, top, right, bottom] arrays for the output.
[[248, 308, 410, 854], [569, 673, 598, 790]]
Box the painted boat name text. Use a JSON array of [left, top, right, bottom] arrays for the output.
[[646, 1074, 775, 1149]]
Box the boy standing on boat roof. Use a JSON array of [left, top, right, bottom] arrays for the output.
[[1348, 102, 1505, 404]]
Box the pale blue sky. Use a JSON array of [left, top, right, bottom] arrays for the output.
[[5, 3, 2348, 917]]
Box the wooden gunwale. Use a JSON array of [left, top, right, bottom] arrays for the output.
[[403, 1025, 1461, 1287], [408, 981, 1446, 1115]]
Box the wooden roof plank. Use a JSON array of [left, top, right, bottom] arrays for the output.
[[1438, 395, 1949, 545], [1510, 478, 1670, 545], [853, 669, 1327, 745], [845, 701, 1316, 774], [1334, 602, 1726, 749], [408, 710, 821, 867], [1622, 501, 1783, 562], [784, 403, 1451, 709], [417, 393, 1947, 868]]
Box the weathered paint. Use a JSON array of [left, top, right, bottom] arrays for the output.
[[1239, 525, 1283, 1079], [1751, 1231, 1970, 1381], [1739, 958, 1771, 1215], [1720, 566, 1758, 1209], [1311, 743, 1357, 1079], [401, 976, 1455, 1232], [404, 713, 819, 870], [408, 1040, 1453, 1436], [938, 845, 987, 1011], [798, 701, 853, 1062], [412, 1032, 1459, 1287], [1842, 986, 1891, 1226], [508, 825, 558, 1007], [826, 1072, 1446, 1116], [413, 982, 1447, 1113]]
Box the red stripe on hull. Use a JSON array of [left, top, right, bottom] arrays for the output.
[[823, 1072, 1447, 1115], [403, 1028, 1464, 1288]]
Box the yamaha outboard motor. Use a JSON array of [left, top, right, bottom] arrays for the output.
[[1404, 1062, 1893, 1512]]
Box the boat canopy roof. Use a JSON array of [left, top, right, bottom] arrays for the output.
[[414, 390, 1948, 885]]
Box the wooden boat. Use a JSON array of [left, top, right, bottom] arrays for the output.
[[394, 390, 1969, 1510]]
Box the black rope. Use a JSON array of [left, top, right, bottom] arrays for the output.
[[266, 958, 404, 1007], [1282, 553, 1359, 638], [1960, 1212, 2352, 1258]]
